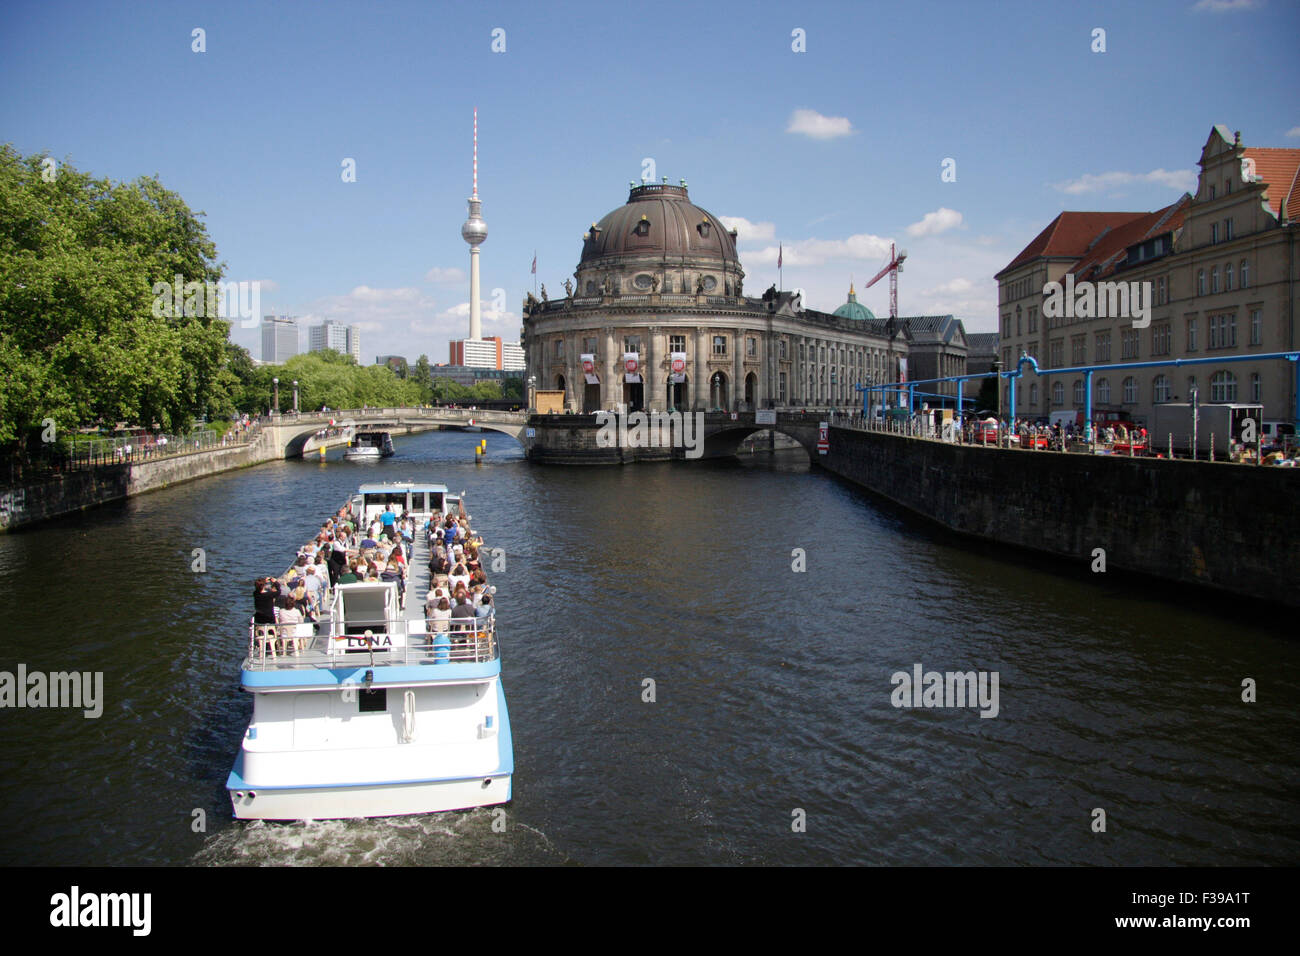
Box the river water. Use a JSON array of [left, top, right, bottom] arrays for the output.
[[1, 429, 1296, 866]]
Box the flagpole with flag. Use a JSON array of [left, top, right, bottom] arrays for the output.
[[778, 243, 783, 291], [531, 251, 537, 294]]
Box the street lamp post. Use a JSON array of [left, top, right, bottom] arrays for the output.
[[1190, 382, 1199, 461], [292, 380, 299, 414], [527, 375, 537, 413], [272, 377, 279, 416], [991, 357, 1003, 447]]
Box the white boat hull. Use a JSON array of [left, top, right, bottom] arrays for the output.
[[230, 773, 511, 820]]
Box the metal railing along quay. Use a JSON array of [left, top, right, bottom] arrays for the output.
[[823, 409, 1294, 464]]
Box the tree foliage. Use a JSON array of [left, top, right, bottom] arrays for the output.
[[0, 145, 234, 446]]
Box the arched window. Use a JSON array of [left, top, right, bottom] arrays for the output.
[[1097, 378, 1111, 404], [1029, 383, 1039, 405], [1250, 372, 1261, 403], [1187, 375, 1198, 401], [1153, 374, 1170, 403], [1210, 370, 1237, 403], [1211, 267, 1219, 293], [1225, 262, 1233, 290], [1072, 380, 1084, 405], [1197, 269, 1206, 295], [1016, 305, 1022, 336], [1122, 377, 1137, 404], [1240, 259, 1249, 289], [1052, 382, 1064, 405]]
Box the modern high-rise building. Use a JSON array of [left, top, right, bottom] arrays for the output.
[[308, 320, 361, 363], [449, 336, 525, 371], [261, 315, 298, 363]]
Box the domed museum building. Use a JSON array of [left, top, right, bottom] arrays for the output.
[[521, 180, 969, 413]]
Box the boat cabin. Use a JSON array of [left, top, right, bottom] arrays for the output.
[[352, 482, 461, 527]]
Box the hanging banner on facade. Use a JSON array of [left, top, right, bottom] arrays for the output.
[[623, 352, 641, 383], [670, 352, 687, 384], [898, 357, 908, 384], [581, 353, 599, 385]]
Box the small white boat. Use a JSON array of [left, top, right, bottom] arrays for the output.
[[344, 431, 395, 460], [227, 482, 512, 820]]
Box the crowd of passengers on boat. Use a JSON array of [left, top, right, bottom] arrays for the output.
[[250, 499, 496, 657]]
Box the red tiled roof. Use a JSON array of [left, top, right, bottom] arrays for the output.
[[997, 211, 1149, 277], [1242, 147, 1300, 219], [1070, 196, 1190, 282]]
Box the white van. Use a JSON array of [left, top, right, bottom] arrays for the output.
[[1049, 410, 1077, 430], [1262, 419, 1296, 450]]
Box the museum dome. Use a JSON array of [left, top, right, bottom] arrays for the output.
[[574, 181, 746, 297]]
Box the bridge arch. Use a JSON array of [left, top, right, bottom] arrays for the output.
[[264, 409, 529, 458], [700, 419, 818, 459]]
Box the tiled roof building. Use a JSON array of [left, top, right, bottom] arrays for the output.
[[995, 126, 1298, 428]]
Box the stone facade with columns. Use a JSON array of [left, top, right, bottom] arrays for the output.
[[522, 181, 954, 413]]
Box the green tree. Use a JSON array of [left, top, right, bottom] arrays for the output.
[[0, 145, 228, 448]]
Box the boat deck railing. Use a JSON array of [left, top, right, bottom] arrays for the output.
[[243, 615, 498, 671]]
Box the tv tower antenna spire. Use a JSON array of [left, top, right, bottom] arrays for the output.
[[461, 108, 488, 341]]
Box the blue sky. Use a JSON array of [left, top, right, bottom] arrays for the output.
[[3, 0, 1297, 362]]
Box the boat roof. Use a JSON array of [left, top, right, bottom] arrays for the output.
[[357, 481, 450, 494]]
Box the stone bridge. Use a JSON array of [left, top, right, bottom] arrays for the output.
[[260, 406, 831, 463], [260, 407, 528, 458], [525, 410, 827, 463]]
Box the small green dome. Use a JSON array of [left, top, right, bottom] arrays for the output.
[[832, 283, 875, 321]]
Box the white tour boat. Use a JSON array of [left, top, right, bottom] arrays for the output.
[[227, 481, 513, 820]]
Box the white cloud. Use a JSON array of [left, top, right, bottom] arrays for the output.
[[905, 208, 964, 238], [786, 108, 853, 140], [719, 216, 776, 242], [424, 266, 466, 283], [436, 300, 517, 325], [1052, 168, 1196, 195], [922, 278, 976, 297], [1192, 0, 1261, 11], [747, 232, 894, 267], [1286, 127, 1300, 139], [247, 278, 279, 294]]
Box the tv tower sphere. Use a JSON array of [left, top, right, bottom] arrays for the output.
[[461, 200, 487, 246]]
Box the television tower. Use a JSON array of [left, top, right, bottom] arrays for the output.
[[460, 108, 488, 341]]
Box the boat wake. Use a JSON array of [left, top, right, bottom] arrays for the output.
[[194, 809, 568, 866]]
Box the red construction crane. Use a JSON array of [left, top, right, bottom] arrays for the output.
[[865, 242, 907, 336], [866, 242, 908, 407]]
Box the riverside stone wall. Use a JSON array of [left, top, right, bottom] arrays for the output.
[[818, 426, 1300, 607], [0, 435, 277, 532]]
